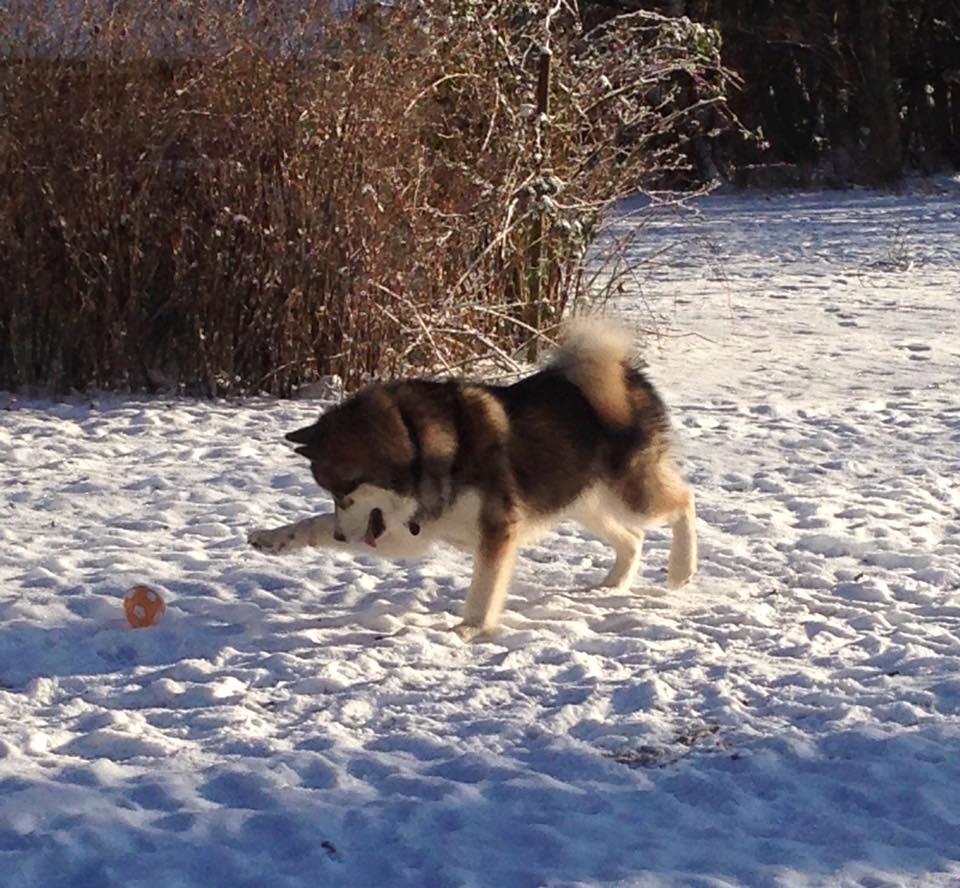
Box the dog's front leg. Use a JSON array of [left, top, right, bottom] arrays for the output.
[[247, 514, 349, 555], [453, 524, 519, 642], [248, 514, 431, 559]]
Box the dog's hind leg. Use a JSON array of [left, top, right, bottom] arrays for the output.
[[598, 523, 645, 591], [574, 497, 645, 591], [666, 488, 697, 589], [614, 458, 698, 589], [641, 472, 698, 588]]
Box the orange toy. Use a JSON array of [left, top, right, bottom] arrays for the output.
[[124, 585, 166, 628]]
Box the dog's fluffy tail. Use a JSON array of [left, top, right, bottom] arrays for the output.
[[550, 318, 634, 426]]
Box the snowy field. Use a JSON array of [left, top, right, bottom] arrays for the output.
[[2, 185, 959, 887]]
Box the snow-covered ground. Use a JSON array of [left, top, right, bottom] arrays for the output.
[[2, 186, 959, 887]]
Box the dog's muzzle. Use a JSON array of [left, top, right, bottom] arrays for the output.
[[364, 508, 386, 547]]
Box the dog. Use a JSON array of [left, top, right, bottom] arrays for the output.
[[248, 321, 697, 640]]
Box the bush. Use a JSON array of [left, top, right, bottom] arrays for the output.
[[0, 0, 732, 395]]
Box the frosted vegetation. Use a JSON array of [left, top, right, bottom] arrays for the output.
[[1, 186, 958, 886]]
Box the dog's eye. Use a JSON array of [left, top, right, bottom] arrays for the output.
[[334, 494, 355, 510]]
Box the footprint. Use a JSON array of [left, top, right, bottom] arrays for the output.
[[199, 770, 279, 810]]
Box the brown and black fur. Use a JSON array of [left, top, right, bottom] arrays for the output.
[[287, 366, 671, 517], [250, 322, 697, 640]]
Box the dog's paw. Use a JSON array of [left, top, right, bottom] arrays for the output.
[[247, 527, 296, 555], [451, 622, 493, 642], [589, 574, 634, 593], [667, 566, 696, 590]]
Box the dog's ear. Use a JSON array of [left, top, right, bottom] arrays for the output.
[[285, 424, 323, 459], [285, 424, 319, 445]]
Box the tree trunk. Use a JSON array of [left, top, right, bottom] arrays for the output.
[[853, 0, 902, 182], [951, 84, 960, 167]]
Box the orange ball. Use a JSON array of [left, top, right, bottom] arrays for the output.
[[124, 585, 166, 628]]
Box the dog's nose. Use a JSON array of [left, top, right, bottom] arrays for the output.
[[333, 530, 346, 542]]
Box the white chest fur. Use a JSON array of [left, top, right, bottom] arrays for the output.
[[428, 489, 483, 552]]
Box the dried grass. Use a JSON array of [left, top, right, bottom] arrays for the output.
[[0, 0, 734, 394]]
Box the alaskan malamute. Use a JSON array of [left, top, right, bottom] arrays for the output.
[[249, 322, 697, 640]]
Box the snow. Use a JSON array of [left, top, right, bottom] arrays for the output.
[[2, 186, 960, 887]]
